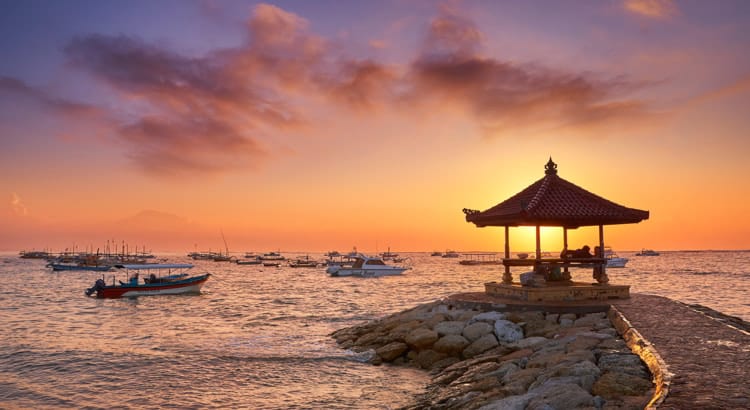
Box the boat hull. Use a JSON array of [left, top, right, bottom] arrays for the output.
[[92, 274, 210, 298], [50, 263, 112, 272], [329, 268, 406, 277], [606, 257, 629, 268]]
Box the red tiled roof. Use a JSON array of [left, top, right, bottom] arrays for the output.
[[464, 159, 649, 228]]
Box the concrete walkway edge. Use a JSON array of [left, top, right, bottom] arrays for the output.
[[608, 305, 672, 409]]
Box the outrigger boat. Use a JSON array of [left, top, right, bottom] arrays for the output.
[[85, 263, 210, 298]]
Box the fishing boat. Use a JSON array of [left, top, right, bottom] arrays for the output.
[[289, 255, 318, 268], [84, 264, 210, 298], [430, 251, 443, 257], [379, 247, 399, 260], [327, 254, 408, 277], [236, 258, 261, 265], [259, 251, 285, 261]]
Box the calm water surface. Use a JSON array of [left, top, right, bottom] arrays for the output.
[[0, 251, 748, 409]]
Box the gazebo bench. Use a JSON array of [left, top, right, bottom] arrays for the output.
[[502, 257, 606, 270]]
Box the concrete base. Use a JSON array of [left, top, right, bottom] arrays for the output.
[[485, 280, 630, 302]]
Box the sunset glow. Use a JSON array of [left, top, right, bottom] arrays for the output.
[[2, 1, 749, 253]]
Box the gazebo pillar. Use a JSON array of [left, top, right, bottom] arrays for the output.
[[598, 224, 608, 283], [503, 226, 512, 283], [562, 227, 571, 280], [535, 225, 541, 260]]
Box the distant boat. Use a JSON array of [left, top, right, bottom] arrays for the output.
[[517, 252, 529, 259], [236, 258, 261, 265], [379, 247, 399, 260], [289, 255, 318, 268], [442, 250, 460, 258], [48, 263, 113, 272], [19, 250, 51, 259], [636, 249, 660, 256], [459, 253, 502, 265], [327, 254, 407, 277], [259, 252, 285, 261], [85, 264, 209, 298], [430, 251, 443, 257]]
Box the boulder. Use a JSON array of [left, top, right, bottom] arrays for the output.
[[375, 341, 408, 362], [509, 336, 549, 351], [433, 334, 470, 355], [463, 321, 494, 342], [598, 353, 650, 378], [405, 327, 439, 350], [494, 319, 524, 344], [463, 333, 499, 358], [469, 311, 506, 324], [531, 360, 601, 392], [416, 349, 449, 370], [434, 320, 466, 336], [592, 371, 654, 397], [526, 381, 594, 409]]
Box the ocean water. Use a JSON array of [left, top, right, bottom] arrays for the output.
[[0, 251, 748, 409]]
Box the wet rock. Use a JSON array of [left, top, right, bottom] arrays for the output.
[[376, 341, 408, 362], [598, 353, 650, 378], [416, 349, 449, 370], [405, 327, 439, 350]]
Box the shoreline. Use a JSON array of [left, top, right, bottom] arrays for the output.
[[331, 293, 750, 409]]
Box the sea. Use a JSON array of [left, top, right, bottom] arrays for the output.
[[1, 250, 748, 409]]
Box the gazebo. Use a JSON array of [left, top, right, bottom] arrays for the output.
[[463, 158, 649, 301]]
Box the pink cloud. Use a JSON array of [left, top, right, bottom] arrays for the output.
[[623, 0, 678, 19]]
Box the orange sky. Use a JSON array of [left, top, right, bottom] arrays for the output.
[[2, 1, 750, 253]]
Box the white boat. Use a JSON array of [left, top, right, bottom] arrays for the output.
[[327, 254, 408, 277], [603, 247, 629, 268]]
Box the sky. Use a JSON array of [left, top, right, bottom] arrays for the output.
[[1, 0, 750, 253]]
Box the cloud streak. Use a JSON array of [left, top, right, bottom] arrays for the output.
[[623, 0, 678, 19], [45, 3, 652, 176]]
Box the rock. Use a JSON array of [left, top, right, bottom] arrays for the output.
[[469, 311, 506, 324], [422, 312, 448, 329], [497, 348, 534, 362], [526, 381, 594, 409], [502, 367, 543, 395], [531, 360, 601, 392], [463, 333, 499, 358], [478, 394, 530, 410], [509, 336, 549, 351], [405, 327, 439, 350], [389, 320, 424, 341], [375, 341, 408, 362], [494, 320, 524, 344], [598, 353, 649, 378], [433, 334, 470, 355], [416, 349, 449, 370], [430, 356, 461, 372], [463, 321, 494, 342], [592, 371, 654, 397], [574, 312, 607, 328], [566, 335, 604, 353], [560, 318, 574, 327], [545, 313, 560, 323], [434, 320, 466, 336]]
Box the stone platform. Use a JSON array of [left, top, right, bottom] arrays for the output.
[[485, 280, 630, 302]]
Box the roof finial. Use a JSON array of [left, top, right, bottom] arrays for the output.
[[545, 157, 558, 175]]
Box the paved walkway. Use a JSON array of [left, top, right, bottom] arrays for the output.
[[612, 294, 750, 410], [447, 292, 750, 409]]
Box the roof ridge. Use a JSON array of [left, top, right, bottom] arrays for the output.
[[525, 173, 553, 211]]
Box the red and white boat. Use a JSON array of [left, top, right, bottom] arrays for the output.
[[85, 263, 210, 298]]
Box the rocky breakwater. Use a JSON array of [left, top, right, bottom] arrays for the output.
[[331, 300, 654, 409]]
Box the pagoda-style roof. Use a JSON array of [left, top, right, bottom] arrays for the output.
[[463, 159, 649, 228]]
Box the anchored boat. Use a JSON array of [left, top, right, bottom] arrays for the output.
[[85, 263, 210, 298]]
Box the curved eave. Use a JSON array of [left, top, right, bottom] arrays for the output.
[[466, 212, 650, 228]]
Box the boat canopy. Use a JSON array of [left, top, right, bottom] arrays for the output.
[[115, 263, 194, 270]]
